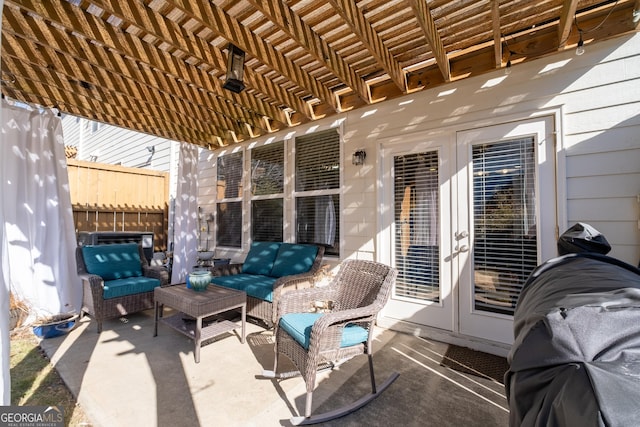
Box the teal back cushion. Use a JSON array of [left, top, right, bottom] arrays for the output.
[[241, 242, 281, 275], [279, 313, 369, 350], [82, 243, 143, 280], [270, 244, 318, 278]]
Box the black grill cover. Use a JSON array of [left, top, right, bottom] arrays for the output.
[[505, 251, 640, 426]]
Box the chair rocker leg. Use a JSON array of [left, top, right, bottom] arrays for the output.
[[290, 355, 400, 425]]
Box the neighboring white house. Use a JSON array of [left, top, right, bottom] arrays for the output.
[[198, 34, 640, 356], [61, 115, 178, 173]]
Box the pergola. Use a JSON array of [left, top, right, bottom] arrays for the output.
[[1, 0, 638, 148]]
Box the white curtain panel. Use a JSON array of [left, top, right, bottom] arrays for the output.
[[0, 100, 82, 403], [170, 142, 199, 284]]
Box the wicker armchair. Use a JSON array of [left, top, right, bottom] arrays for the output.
[[76, 243, 169, 333], [262, 259, 399, 425]]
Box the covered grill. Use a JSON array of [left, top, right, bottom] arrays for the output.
[[505, 224, 640, 426]]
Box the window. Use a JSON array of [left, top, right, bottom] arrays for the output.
[[393, 151, 440, 301], [472, 137, 538, 315], [216, 151, 243, 248], [295, 129, 340, 256], [251, 142, 284, 242]]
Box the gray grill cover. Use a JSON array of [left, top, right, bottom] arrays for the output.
[[505, 253, 640, 426]]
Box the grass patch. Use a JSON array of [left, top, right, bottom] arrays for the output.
[[10, 327, 91, 426]]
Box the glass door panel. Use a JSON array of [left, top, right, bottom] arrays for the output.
[[393, 152, 440, 302]]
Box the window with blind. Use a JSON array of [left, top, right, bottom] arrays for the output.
[[295, 129, 340, 256], [393, 151, 440, 301], [251, 142, 284, 242], [472, 137, 538, 315], [216, 151, 243, 248]]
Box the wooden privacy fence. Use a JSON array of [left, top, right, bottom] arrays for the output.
[[67, 159, 170, 251]]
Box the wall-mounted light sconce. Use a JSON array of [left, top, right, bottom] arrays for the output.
[[223, 44, 246, 93], [352, 149, 366, 165]]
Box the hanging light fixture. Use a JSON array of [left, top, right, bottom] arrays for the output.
[[575, 32, 585, 56], [223, 44, 246, 93]]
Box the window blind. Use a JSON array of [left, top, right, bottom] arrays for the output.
[[216, 201, 242, 247], [295, 128, 340, 256], [472, 137, 538, 315], [250, 142, 284, 242], [393, 151, 440, 302], [295, 129, 340, 191], [251, 142, 284, 196], [217, 151, 243, 199], [252, 199, 283, 242], [216, 151, 243, 248]]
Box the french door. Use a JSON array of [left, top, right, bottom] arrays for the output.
[[456, 117, 557, 344], [381, 116, 557, 345], [381, 134, 454, 331]]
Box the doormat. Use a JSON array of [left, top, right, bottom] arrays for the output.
[[440, 345, 509, 384]]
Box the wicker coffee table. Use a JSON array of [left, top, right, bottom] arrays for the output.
[[154, 284, 246, 363]]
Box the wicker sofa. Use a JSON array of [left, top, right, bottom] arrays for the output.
[[76, 242, 169, 332], [210, 242, 324, 327]]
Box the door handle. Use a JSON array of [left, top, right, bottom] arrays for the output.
[[455, 230, 469, 239], [454, 244, 469, 253]]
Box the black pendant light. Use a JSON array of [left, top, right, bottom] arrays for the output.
[[223, 44, 246, 94]]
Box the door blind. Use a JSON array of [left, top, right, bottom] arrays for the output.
[[472, 137, 538, 315], [393, 151, 440, 302]]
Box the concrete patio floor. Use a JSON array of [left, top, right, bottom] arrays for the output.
[[38, 309, 510, 426]]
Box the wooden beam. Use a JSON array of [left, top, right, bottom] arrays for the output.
[[635, 0, 640, 29], [492, 0, 503, 68], [406, 0, 451, 82], [558, 0, 580, 49], [166, 0, 340, 112], [328, 0, 406, 92], [245, 0, 370, 106]]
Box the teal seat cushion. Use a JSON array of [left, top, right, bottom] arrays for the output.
[[270, 244, 318, 278], [211, 274, 277, 302], [82, 243, 142, 280], [241, 242, 281, 276], [102, 276, 160, 299], [279, 313, 369, 350]]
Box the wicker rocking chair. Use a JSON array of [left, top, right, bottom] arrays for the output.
[[262, 259, 399, 425]]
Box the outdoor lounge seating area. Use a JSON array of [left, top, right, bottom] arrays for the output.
[[2, 1, 640, 423]]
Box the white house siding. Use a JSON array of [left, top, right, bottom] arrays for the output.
[[61, 115, 176, 173]]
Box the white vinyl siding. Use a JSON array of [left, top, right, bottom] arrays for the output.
[[61, 115, 175, 172]]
